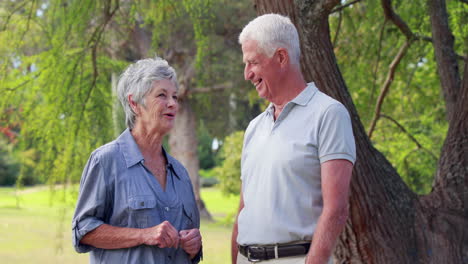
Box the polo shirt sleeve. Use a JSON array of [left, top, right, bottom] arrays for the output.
[[71, 152, 109, 253], [318, 103, 356, 164]]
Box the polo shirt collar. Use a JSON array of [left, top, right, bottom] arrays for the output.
[[291, 82, 317, 106], [265, 82, 318, 115]]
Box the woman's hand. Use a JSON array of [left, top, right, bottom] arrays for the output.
[[179, 228, 202, 258], [142, 221, 180, 248]]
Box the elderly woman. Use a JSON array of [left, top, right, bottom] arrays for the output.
[[72, 58, 202, 264]]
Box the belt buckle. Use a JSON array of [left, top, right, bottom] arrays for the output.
[[247, 247, 261, 262]]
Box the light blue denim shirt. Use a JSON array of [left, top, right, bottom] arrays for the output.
[[72, 129, 201, 264]]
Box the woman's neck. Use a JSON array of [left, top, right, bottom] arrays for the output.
[[130, 126, 164, 158]]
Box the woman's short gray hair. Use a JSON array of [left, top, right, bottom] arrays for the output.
[[117, 57, 178, 129], [239, 14, 301, 65]]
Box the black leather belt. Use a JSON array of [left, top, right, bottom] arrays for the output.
[[238, 242, 311, 262]]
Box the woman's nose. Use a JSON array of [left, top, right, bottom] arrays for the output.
[[168, 97, 178, 107]]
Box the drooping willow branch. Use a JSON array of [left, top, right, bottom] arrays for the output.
[[380, 114, 438, 161]]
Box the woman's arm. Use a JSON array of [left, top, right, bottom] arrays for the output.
[[81, 220, 180, 249]]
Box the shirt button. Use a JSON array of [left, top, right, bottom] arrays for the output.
[[165, 207, 169, 211], [140, 201, 145, 207]]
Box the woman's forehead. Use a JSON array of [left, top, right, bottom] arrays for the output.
[[150, 79, 177, 92]]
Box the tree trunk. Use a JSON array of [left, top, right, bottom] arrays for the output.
[[427, 0, 461, 121], [253, 0, 467, 263], [169, 97, 212, 220]]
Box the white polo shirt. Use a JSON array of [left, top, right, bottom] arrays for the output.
[[237, 82, 356, 245]]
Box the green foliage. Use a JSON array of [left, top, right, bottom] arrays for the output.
[[448, 1, 468, 55], [0, 0, 258, 189], [0, 139, 19, 186], [213, 131, 243, 195], [0, 0, 128, 186], [328, 0, 463, 194], [1, 0, 461, 197]]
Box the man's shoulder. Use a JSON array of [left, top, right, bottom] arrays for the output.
[[303, 90, 349, 120], [310, 89, 343, 110], [245, 110, 268, 134]]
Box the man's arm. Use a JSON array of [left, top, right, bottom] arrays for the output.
[[306, 159, 353, 264], [231, 190, 245, 264], [80, 220, 180, 249]]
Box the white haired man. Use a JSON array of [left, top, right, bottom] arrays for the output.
[[231, 14, 356, 264]]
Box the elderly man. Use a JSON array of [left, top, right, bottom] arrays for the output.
[[231, 14, 356, 264]]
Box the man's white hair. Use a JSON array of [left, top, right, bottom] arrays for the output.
[[239, 13, 301, 65]]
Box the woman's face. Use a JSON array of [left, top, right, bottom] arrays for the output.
[[135, 79, 179, 135]]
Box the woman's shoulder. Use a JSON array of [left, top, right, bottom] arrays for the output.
[[88, 140, 121, 163]]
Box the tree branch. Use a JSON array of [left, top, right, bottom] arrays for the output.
[[1, 0, 28, 31], [191, 82, 234, 94], [381, 0, 413, 40], [381, 0, 432, 42], [332, 10, 343, 47], [369, 20, 388, 113], [368, 41, 411, 138], [428, 0, 461, 121], [1, 71, 43, 95], [380, 114, 438, 161], [75, 0, 120, 137], [331, 0, 363, 13]]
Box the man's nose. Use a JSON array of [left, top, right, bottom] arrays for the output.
[[244, 65, 253, 81]]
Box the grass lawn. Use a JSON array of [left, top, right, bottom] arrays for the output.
[[0, 185, 239, 264]]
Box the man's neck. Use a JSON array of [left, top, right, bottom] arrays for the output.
[[272, 71, 307, 120]]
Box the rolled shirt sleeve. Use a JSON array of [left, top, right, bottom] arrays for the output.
[[72, 153, 109, 253]]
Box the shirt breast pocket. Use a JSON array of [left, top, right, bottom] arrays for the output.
[[128, 195, 159, 228], [182, 203, 196, 230]]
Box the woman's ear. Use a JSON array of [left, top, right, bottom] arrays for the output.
[[128, 94, 139, 114]]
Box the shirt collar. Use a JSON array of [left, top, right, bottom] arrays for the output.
[[117, 128, 144, 168], [290, 82, 318, 106], [265, 82, 318, 115], [117, 129, 181, 179], [163, 148, 181, 179]]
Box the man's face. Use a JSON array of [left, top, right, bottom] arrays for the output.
[[242, 39, 281, 101]]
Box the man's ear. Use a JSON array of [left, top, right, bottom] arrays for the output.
[[275, 48, 289, 66], [128, 94, 139, 114]]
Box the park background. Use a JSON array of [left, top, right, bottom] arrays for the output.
[[0, 0, 466, 263]]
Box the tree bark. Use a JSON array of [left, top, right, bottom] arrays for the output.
[[427, 0, 461, 122], [253, 0, 467, 263]]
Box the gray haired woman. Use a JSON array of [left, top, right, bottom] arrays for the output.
[[72, 57, 202, 264]]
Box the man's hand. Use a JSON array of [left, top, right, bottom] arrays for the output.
[[142, 221, 180, 248], [179, 228, 202, 258]]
